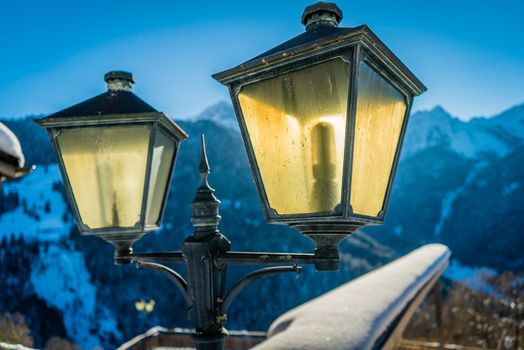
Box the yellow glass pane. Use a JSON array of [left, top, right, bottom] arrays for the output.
[[57, 126, 150, 229], [145, 130, 175, 225], [238, 58, 350, 214], [351, 63, 407, 217]]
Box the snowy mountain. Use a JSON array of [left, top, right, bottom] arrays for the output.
[[371, 102, 524, 274], [402, 104, 524, 159], [189, 101, 239, 131], [0, 164, 70, 242]]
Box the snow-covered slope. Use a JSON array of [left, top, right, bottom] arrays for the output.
[[0, 164, 121, 348], [0, 164, 70, 241], [472, 103, 524, 148], [31, 244, 120, 349]]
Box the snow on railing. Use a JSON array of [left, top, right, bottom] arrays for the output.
[[0, 342, 37, 350], [253, 244, 451, 350]]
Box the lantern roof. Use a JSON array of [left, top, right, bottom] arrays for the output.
[[212, 3, 426, 96], [46, 71, 157, 119], [37, 71, 188, 141], [46, 90, 157, 119]]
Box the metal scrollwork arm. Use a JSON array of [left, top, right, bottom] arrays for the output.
[[135, 260, 189, 305], [222, 265, 302, 314]]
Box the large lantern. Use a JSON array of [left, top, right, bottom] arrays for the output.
[[37, 71, 188, 259], [213, 2, 426, 261]]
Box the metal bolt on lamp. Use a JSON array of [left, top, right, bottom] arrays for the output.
[[37, 2, 425, 349]]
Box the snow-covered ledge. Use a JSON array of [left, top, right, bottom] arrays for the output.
[[0, 122, 31, 181], [253, 244, 450, 350]]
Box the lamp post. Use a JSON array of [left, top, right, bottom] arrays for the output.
[[37, 3, 425, 349]]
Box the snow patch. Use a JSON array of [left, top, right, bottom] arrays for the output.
[[0, 164, 71, 242], [0, 122, 25, 166], [188, 101, 239, 131], [433, 162, 487, 239], [31, 244, 120, 349]]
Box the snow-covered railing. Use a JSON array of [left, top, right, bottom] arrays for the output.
[[253, 244, 450, 350], [0, 342, 37, 350]]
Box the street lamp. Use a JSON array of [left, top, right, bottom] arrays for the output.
[[36, 3, 425, 350], [213, 2, 426, 265], [36, 71, 188, 260]]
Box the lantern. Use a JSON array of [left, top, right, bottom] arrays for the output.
[[37, 71, 188, 258], [213, 2, 426, 262]]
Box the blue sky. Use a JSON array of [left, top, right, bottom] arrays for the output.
[[1, 0, 523, 121]]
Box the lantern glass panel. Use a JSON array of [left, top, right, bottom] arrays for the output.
[[238, 57, 350, 215], [145, 129, 175, 225], [56, 125, 150, 229], [350, 62, 407, 217]]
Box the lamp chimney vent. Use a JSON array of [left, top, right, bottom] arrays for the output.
[[104, 71, 134, 92], [301, 2, 343, 31]]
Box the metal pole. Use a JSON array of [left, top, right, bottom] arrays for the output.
[[182, 135, 230, 350]]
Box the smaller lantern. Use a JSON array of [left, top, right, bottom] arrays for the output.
[[213, 2, 426, 268], [37, 71, 188, 259]]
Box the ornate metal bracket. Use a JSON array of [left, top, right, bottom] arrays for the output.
[[135, 260, 189, 304], [222, 265, 301, 314]]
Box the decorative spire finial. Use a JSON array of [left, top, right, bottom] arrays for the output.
[[199, 134, 211, 189], [191, 134, 221, 237]]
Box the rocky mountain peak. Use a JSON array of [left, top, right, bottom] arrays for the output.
[[403, 103, 524, 159], [191, 101, 238, 131]]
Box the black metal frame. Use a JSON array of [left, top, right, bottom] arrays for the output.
[[36, 112, 188, 257]]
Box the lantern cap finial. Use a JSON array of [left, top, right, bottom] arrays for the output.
[[301, 2, 343, 31], [104, 71, 134, 92]]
